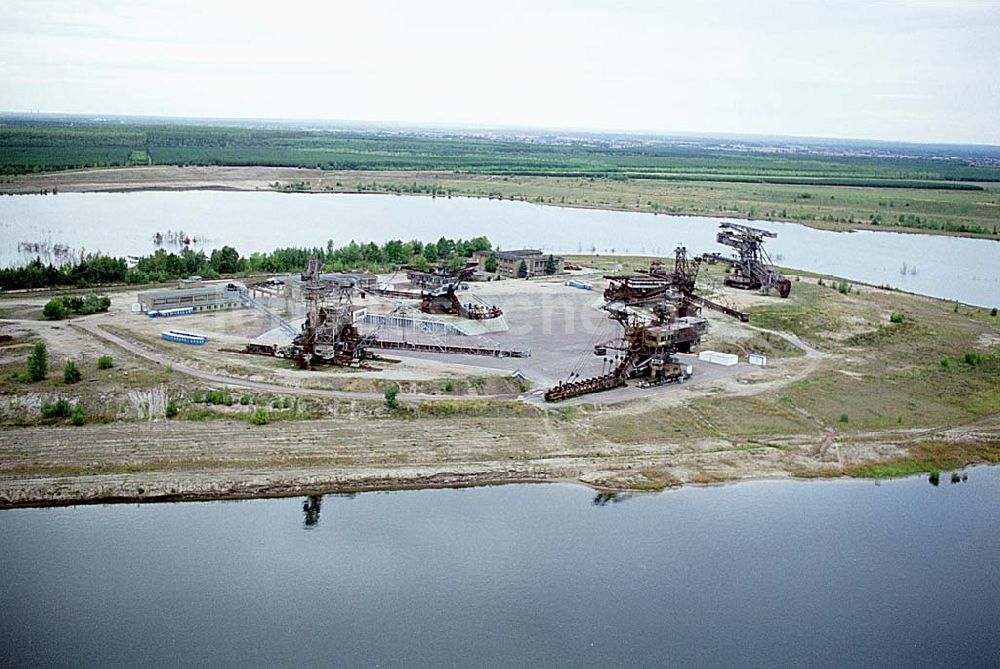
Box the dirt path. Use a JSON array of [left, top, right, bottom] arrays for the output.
[[746, 325, 828, 359]]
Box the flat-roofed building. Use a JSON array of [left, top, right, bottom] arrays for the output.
[[473, 249, 564, 277], [137, 284, 243, 313]]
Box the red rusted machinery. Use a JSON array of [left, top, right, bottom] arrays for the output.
[[544, 301, 706, 402], [604, 246, 749, 322], [238, 258, 522, 367], [703, 222, 791, 298], [420, 283, 503, 320]]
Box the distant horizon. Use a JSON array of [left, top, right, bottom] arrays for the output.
[[2, 2, 997, 147], [4, 109, 1000, 152]]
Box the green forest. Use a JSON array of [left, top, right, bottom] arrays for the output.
[[3, 120, 1000, 187]]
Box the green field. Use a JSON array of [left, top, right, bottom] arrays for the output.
[[5, 120, 1000, 181]]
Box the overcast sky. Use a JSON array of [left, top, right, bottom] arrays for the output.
[[1, 0, 998, 144]]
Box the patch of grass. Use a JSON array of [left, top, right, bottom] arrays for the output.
[[96, 355, 114, 370], [745, 282, 840, 340], [250, 408, 270, 425], [963, 350, 983, 366], [847, 440, 1000, 479], [592, 405, 713, 443], [193, 389, 234, 406], [845, 319, 917, 347], [400, 399, 535, 418], [608, 467, 682, 492]]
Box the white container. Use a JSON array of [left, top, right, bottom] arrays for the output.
[[748, 353, 767, 367], [698, 350, 738, 366]]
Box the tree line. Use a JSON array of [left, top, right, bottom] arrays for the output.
[[0, 236, 494, 291], [5, 121, 1000, 183]]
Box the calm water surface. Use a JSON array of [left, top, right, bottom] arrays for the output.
[[3, 469, 999, 667], [1, 192, 997, 305]]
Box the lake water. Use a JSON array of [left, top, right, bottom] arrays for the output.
[[1, 192, 998, 306], [2, 469, 999, 667]]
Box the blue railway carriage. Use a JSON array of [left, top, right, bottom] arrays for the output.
[[161, 329, 208, 345]]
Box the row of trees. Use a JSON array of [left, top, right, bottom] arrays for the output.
[[242, 236, 491, 274], [1, 236, 494, 291]]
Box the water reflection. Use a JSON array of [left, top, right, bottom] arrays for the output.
[[302, 496, 322, 528], [592, 491, 635, 506], [3, 472, 999, 667]]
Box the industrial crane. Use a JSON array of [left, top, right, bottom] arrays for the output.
[[704, 223, 791, 298]]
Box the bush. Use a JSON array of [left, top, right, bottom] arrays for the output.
[[97, 355, 114, 369], [165, 400, 178, 418], [928, 469, 940, 486], [27, 343, 48, 382], [940, 357, 950, 369], [838, 413, 849, 423], [250, 408, 270, 425], [239, 394, 250, 405], [43, 299, 67, 320], [384, 387, 399, 410], [196, 389, 232, 405], [63, 360, 82, 384], [41, 397, 72, 419], [889, 312, 905, 324], [71, 407, 86, 426], [992, 307, 997, 317], [963, 351, 982, 366], [444, 380, 454, 393], [41, 294, 111, 319]]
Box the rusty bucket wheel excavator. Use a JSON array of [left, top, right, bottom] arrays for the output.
[[702, 222, 791, 298], [604, 245, 750, 322], [544, 299, 708, 403], [237, 257, 525, 368]]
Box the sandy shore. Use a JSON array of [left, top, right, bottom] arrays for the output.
[[3, 409, 997, 508]]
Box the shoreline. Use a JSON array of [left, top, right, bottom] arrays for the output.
[[3, 453, 997, 511], [2, 165, 997, 241], [2, 409, 997, 510]]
